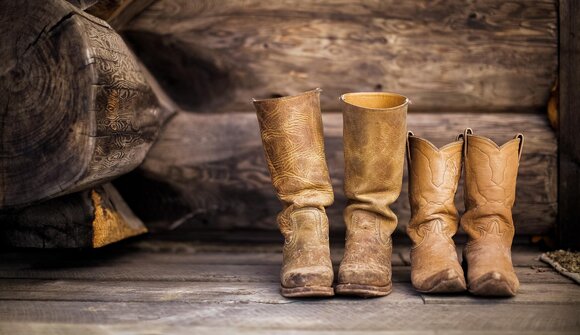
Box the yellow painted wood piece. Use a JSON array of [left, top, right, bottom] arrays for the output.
[[92, 184, 147, 248]]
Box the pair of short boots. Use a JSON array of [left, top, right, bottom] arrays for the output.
[[407, 129, 523, 296], [253, 89, 523, 298]]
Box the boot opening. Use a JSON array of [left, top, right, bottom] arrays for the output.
[[341, 92, 408, 110]]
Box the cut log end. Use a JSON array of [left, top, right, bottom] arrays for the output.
[[0, 0, 162, 209]]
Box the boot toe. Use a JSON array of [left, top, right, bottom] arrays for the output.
[[338, 263, 390, 287], [414, 268, 467, 293], [468, 271, 519, 297], [282, 265, 333, 288]]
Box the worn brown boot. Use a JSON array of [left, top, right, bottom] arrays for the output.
[[406, 132, 467, 293], [461, 129, 524, 296], [336, 92, 408, 297], [253, 89, 335, 298]]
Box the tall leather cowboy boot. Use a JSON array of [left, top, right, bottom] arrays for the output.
[[336, 92, 408, 297], [253, 89, 335, 298], [461, 129, 524, 296], [406, 132, 467, 293]]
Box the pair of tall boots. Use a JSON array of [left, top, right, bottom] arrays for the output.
[[407, 129, 524, 296], [253, 89, 407, 298]]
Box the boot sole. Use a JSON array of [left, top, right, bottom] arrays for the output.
[[335, 283, 392, 298], [280, 285, 334, 298]]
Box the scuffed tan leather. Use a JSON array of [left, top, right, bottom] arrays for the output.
[[461, 130, 524, 296], [253, 89, 334, 295], [338, 92, 408, 294], [407, 133, 466, 293]]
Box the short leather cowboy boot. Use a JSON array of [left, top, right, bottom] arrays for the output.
[[461, 129, 524, 296], [253, 89, 335, 298], [406, 132, 467, 293], [336, 92, 408, 297]]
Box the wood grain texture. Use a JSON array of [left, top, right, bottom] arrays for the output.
[[118, 112, 557, 235], [0, 0, 162, 209], [65, 0, 100, 10], [0, 254, 568, 284], [1, 280, 578, 305], [0, 280, 421, 304], [0, 183, 146, 248], [1, 324, 577, 335], [0, 241, 577, 334], [122, 0, 557, 113], [557, 0, 580, 250], [0, 299, 577, 333], [85, 0, 157, 30]]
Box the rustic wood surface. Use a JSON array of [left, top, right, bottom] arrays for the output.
[[85, 0, 157, 30], [0, 236, 577, 334], [557, 0, 580, 250], [115, 111, 557, 235], [0, 183, 146, 248], [0, 0, 162, 209], [122, 0, 558, 114]]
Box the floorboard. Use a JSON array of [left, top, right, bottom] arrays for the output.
[[0, 301, 577, 332], [0, 237, 578, 334]]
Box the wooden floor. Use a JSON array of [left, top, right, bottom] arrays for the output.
[[0, 231, 578, 334]]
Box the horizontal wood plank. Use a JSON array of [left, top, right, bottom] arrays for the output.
[[0, 301, 577, 332], [0, 241, 577, 334], [117, 112, 557, 235], [0, 258, 569, 284], [0, 280, 577, 305], [122, 0, 557, 114], [1, 323, 578, 335], [421, 283, 580, 305], [0, 280, 421, 305]]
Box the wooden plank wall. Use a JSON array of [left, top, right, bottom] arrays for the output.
[[116, 0, 559, 236], [114, 112, 557, 236], [123, 0, 558, 114]]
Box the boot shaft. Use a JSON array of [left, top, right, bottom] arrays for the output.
[[253, 89, 333, 208], [463, 132, 524, 209], [407, 133, 463, 240], [461, 130, 524, 244], [341, 92, 408, 226]]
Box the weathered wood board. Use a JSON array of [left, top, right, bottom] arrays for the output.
[[115, 111, 557, 235], [0, 301, 577, 333], [0, 240, 578, 334], [0, 0, 166, 209], [123, 0, 558, 114]]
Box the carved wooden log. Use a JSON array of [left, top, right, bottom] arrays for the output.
[[0, 183, 147, 248], [115, 111, 557, 236], [82, 0, 157, 29], [0, 0, 166, 209], [122, 0, 557, 114]]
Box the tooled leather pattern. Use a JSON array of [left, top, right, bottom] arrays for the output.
[[254, 90, 333, 207], [407, 138, 462, 245]]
